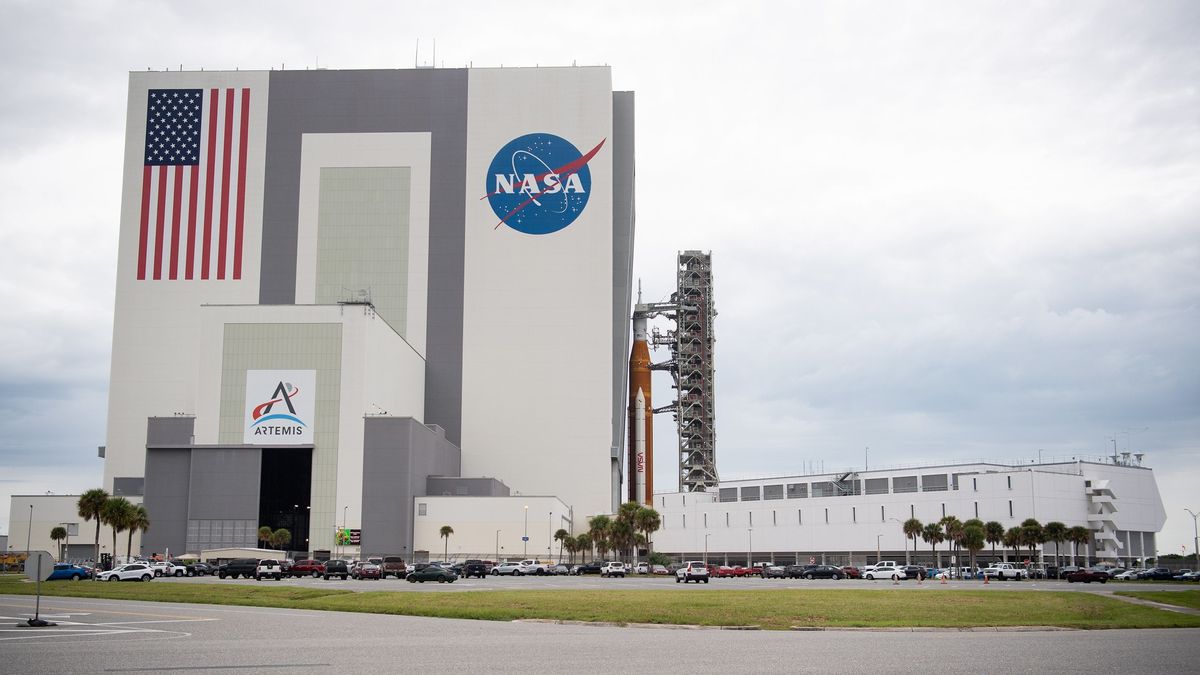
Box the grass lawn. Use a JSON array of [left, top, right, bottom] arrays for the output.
[[1115, 590, 1200, 611], [3, 575, 1198, 630]]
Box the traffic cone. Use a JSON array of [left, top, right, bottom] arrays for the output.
[[940, 573, 947, 585], [983, 574, 989, 585]]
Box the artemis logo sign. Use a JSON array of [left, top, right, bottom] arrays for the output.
[[244, 370, 316, 445], [484, 133, 605, 235]]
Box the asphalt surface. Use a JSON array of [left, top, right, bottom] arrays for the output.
[[1, 594, 1198, 674]]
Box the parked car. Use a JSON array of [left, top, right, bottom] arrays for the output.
[[47, 563, 92, 581], [651, 564, 670, 575], [799, 565, 845, 580], [1066, 569, 1109, 583], [407, 564, 457, 583], [864, 565, 906, 581], [982, 563, 1027, 581], [256, 559, 284, 580], [218, 558, 260, 579], [862, 560, 898, 573], [379, 556, 406, 579], [548, 564, 570, 575], [762, 565, 788, 579], [149, 560, 180, 577], [462, 561, 491, 578], [899, 566, 927, 581], [675, 561, 710, 583], [519, 559, 551, 575], [572, 561, 604, 575], [98, 563, 154, 582], [357, 562, 383, 580], [492, 562, 524, 576], [323, 559, 350, 580], [1112, 569, 1141, 580], [715, 566, 736, 578], [291, 559, 326, 578], [601, 561, 626, 578], [636, 562, 649, 574], [1171, 569, 1194, 581], [1177, 571, 1200, 582], [841, 566, 861, 579], [1138, 568, 1175, 581]]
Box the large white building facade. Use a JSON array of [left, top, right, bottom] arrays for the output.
[[92, 66, 635, 559], [652, 459, 1166, 569]]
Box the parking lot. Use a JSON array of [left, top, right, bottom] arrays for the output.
[[151, 570, 1190, 595]]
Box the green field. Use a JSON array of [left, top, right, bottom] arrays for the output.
[[3, 575, 1198, 630], [1115, 590, 1200, 611]]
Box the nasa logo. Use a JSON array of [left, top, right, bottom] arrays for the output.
[[484, 133, 605, 235]]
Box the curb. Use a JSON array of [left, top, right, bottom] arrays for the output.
[[513, 619, 761, 630], [790, 625, 1077, 632]]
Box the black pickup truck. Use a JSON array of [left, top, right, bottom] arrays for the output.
[[217, 558, 259, 579], [460, 560, 489, 578]]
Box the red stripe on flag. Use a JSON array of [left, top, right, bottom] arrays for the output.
[[153, 165, 167, 280], [169, 166, 183, 279], [234, 88, 250, 280], [137, 166, 151, 280], [202, 88, 218, 280], [217, 88, 234, 280], [185, 166, 198, 279]]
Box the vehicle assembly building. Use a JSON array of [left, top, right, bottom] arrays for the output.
[[85, 65, 636, 560]]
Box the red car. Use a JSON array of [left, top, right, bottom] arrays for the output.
[[1066, 569, 1109, 584], [716, 566, 737, 578], [356, 562, 383, 580], [290, 559, 326, 578], [841, 566, 861, 579]]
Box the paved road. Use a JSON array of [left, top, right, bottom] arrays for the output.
[[2, 595, 1198, 674]]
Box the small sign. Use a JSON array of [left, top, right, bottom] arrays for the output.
[[23, 551, 54, 582], [521, 536, 529, 542], [809, 556, 816, 565]]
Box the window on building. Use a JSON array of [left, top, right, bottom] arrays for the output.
[[682, 514, 686, 528], [703, 513, 708, 528], [811, 481, 835, 498], [1009, 500, 1013, 517], [910, 504, 914, 518], [418, 503, 427, 516], [798, 509, 803, 525], [719, 487, 738, 503], [824, 508, 829, 524], [1007, 476, 1012, 490], [972, 478, 977, 491], [881, 505, 886, 521], [974, 502, 979, 518], [726, 512, 730, 527], [741, 486, 761, 502], [852, 507, 856, 523], [922, 474, 949, 492], [865, 478, 889, 495], [941, 503, 946, 518], [773, 510, 777, 525], [893, 476, 918, 494], [787, 483, 808, 498], [763, 484, 784, 500], [749, 512, 753, 526]]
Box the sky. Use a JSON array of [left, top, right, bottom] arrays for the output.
[[0, 1, 1196, 553]]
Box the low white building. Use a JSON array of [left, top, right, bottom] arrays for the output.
[[651, 458, 1165, 569], [412, 495, 571, 563], [7, 494, 144, 564]]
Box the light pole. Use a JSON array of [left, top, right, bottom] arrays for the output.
[[548, 511, 553, 561], [876, 534, 883, 566], [523, 505, 529, 558], [342, 505, 348, 559], [59, 522, 72, 562], [704, 533, 711, 566], [1186, 509, 1199, 570], [747, 527, 753, 567], [26, 504, 33, 557], [495, 530, 501, 563]]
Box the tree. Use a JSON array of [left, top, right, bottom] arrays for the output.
[[554, 528, 570, 563], [902, 518, 922, 566], [101, 497, 135, 564], [1003, 527, 1021, 563], [1019, 518, 1043, 563], [588, 515, 612, 559], [941, 516, 963, 574], [633, 506, 662, 557], [50, 526, 68, 561], [984, 521, 1005, 563], [1067, 525, 1091, 566], [258, 525, 273, 549], [128, 505, 150, 562], [961, 523, 985, 578], [1043, 521, 1067, 570], [270, 528, 291, 552], [608, 518, 636, 562], [440, 525, 454, 562], [77, 488, 109, 565], [574, 533, 592, 563], [561, 534, 577, 564], [921, 523, 944, 567]]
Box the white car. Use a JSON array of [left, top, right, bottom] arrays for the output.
[[150, 560, 183, 577], [675, 561, 710, 584], [492, 562, 524, 576], [601, 561, 626, 578], [636, 562, 649, 574], [98, 562, 155, 582], [1112, 570, 1140, 580], [864, 565, 906, 581]]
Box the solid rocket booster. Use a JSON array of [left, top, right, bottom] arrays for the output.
[[628, 308, 653, 505]]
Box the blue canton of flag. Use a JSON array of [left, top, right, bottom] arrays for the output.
[[144, 89, 202, 166]]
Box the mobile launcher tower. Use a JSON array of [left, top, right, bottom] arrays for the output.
[[627, 251, 718, 504]]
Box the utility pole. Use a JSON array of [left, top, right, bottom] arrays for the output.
[[1187, 509, 1199, 571]]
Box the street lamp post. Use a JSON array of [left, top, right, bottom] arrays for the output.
[[747, 528, 753, 567], [495, 530, 501, 563], [548, 511, 553, 561], [876, 534, 883, 566], [1186, 509, 1200, 570], [523, 506, 529, 558], [26, 504, 33, 557], [704, 533, 711, 566]]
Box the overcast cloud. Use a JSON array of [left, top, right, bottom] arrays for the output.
[[1, 1, 1196, 553]]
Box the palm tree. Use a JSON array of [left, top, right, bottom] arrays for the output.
[[633, 506, 662, 557], [554, 528, 569, 563], [1019, 518, 1043, 564], [984, 521, 1004, 564], [574, 533, 592, 562], [270, 528, 292, 552], [258, 525, 273, 549], [101, 497, 134, 564], [588, 515, 612, 559], [1003, 527, 1021, 562], [1043, 521, 1067, 570], [440, 525, 454, 562], [1067, 525, 1091, 566], [961, 523, 985, 578], [50, 526, 68, 561], [921, 523, 944, 567], [902, 518, 922, 566], [561, 534, 577, 564], [128, 506, 150, 561], [941, 516, 963, 574], [609, 518, 636, 562], [77, 488, 109, 566]]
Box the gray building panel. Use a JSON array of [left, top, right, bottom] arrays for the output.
[[426, 476, 510, 497], [112, 477, 145, 497], [611, 91, 636, 510], [187, 449, 262, 521], [361, 417, 461, 558], [147, 416, 194, 446], [260, 69, 468, 446], [142, 448, 191, 557]]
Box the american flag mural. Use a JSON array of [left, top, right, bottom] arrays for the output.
[[138, 88, 250, 280]]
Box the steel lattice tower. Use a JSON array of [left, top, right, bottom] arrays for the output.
[[671, 251, 718, 491]]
